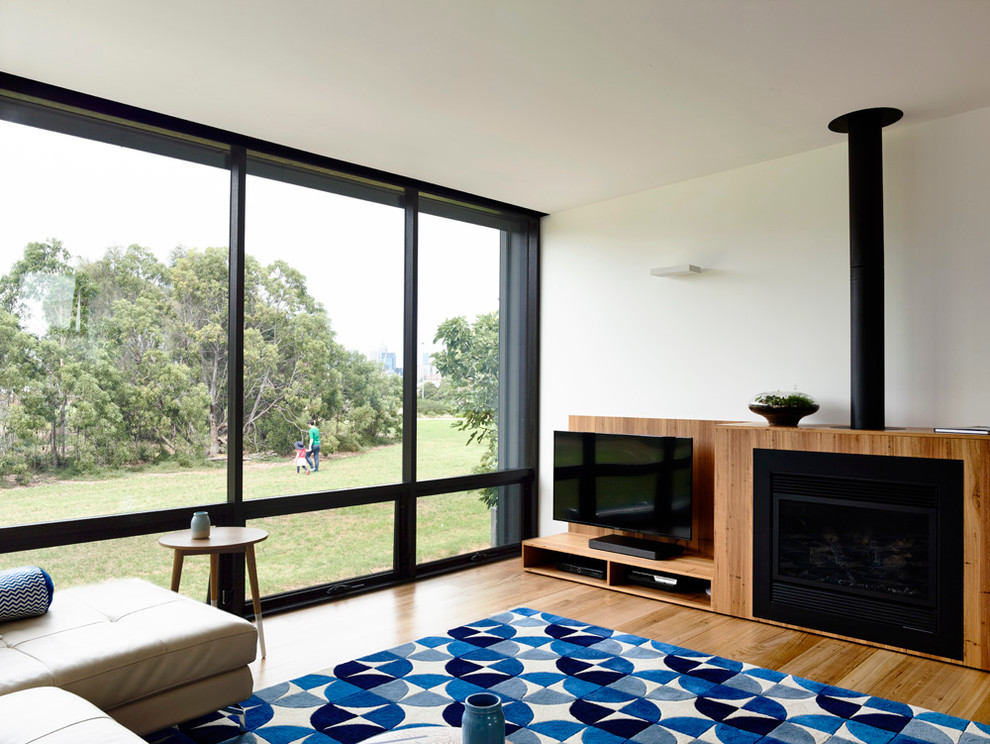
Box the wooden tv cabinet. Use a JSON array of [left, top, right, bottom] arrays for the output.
[[522, 532, 713, 610]]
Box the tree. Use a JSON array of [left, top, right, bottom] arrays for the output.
[[432, 311, 499, 506], [417, 380, 455, 417], [87, 245, 208, 460], [168, 246, 230, 456], [100, 295, 209, 458], [331, 351, 402, 449], [0, 307, 42, 471], [0, 239, 98, 467], [0, 239, 79, 322], [242, 257, 340, 451]]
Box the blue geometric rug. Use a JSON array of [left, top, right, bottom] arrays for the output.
[[148, 607, 990, 744]]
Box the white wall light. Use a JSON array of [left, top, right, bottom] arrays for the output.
[[650, 264, 702, 277]]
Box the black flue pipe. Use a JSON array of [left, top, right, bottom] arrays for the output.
[[828, 107, 902, 431]]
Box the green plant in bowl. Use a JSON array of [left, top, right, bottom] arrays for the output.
[[749, 391, 819, 426]]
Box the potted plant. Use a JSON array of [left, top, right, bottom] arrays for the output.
[[748, 391, 819, 426]]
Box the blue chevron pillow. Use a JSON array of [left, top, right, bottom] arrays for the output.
[[0, 566, 54, 623]]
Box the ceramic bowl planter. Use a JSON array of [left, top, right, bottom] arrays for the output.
[[749, 391, 819, 427]]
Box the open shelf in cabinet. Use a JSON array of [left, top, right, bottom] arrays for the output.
[[522, 532, 714, 610]]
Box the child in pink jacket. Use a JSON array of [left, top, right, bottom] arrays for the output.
[[293, 440, 310, 474]]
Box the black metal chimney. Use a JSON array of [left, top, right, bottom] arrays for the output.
[[828, 107, 902, 430]]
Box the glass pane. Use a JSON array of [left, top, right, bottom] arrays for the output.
[[417, 490, 493, 564], [416, 485, 522, 566], [417, 215, 501, 480], [243, 171, 403, 499], [0, 536, 211, 601], [249, 502, 395, 595], [0, 120, 229, 526]]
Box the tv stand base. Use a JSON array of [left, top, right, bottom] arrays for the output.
[[521, 532, 713, 610]]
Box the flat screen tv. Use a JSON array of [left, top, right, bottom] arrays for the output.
[[553, 431, 693, 541]]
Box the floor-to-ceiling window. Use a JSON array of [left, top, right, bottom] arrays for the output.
[[0, 75, 539, 614]]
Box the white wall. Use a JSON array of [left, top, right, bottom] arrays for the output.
[[539, 106, 990, 536]]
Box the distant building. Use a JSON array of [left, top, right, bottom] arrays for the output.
[[420, 350, 441, 384], [379, 350, 397, 374]]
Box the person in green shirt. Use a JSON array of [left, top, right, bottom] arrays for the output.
[[307, 419, 321, 472]]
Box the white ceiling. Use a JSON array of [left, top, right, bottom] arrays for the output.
[[3, 0, 990, 214]]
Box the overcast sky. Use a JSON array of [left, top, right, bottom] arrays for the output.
[[0, 119, 500, 366]]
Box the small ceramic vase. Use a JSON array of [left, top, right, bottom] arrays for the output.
[[462, 692, 504, 744], [190, 511, 211, 539]]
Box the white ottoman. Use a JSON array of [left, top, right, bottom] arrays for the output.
[[0, 686, 143, 744]]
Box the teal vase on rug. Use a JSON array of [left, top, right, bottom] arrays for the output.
[[461, 692, 504, 744]]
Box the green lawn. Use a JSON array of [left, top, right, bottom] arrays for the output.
[[0, 419, 494, 599]]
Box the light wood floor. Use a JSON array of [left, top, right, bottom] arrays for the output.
[[249, 558, 990, 725]]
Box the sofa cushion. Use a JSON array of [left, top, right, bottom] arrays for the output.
[[0, 686, 143, 744], [0, 578, 257, 711], [0, 566, 54, 622]]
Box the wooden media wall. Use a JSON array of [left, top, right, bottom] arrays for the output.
[[543, 416, 990, 670]]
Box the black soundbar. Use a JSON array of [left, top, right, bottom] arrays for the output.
[[588, 534, 684, 560]]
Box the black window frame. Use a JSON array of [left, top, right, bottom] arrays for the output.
[[0, 72, 541, 616]]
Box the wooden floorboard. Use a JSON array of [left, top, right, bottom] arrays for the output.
[[249, 558, 990, 724]]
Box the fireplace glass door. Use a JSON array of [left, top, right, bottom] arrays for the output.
[[775, 496, 935, 605]]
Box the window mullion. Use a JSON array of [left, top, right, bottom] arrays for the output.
[[222, 145, 248, 613], [395, 189, 419, 578], [227, 145, 247, 515]]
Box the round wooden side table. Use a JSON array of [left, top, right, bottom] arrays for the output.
[[158, 525, 268, 658]]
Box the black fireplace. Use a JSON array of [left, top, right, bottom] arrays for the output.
[[753, 449, 963, 659]]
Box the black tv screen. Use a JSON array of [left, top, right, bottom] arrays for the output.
[[553, 431, 693, 540]]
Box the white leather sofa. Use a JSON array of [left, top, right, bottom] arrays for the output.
[[0, 578, 258, 737]]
